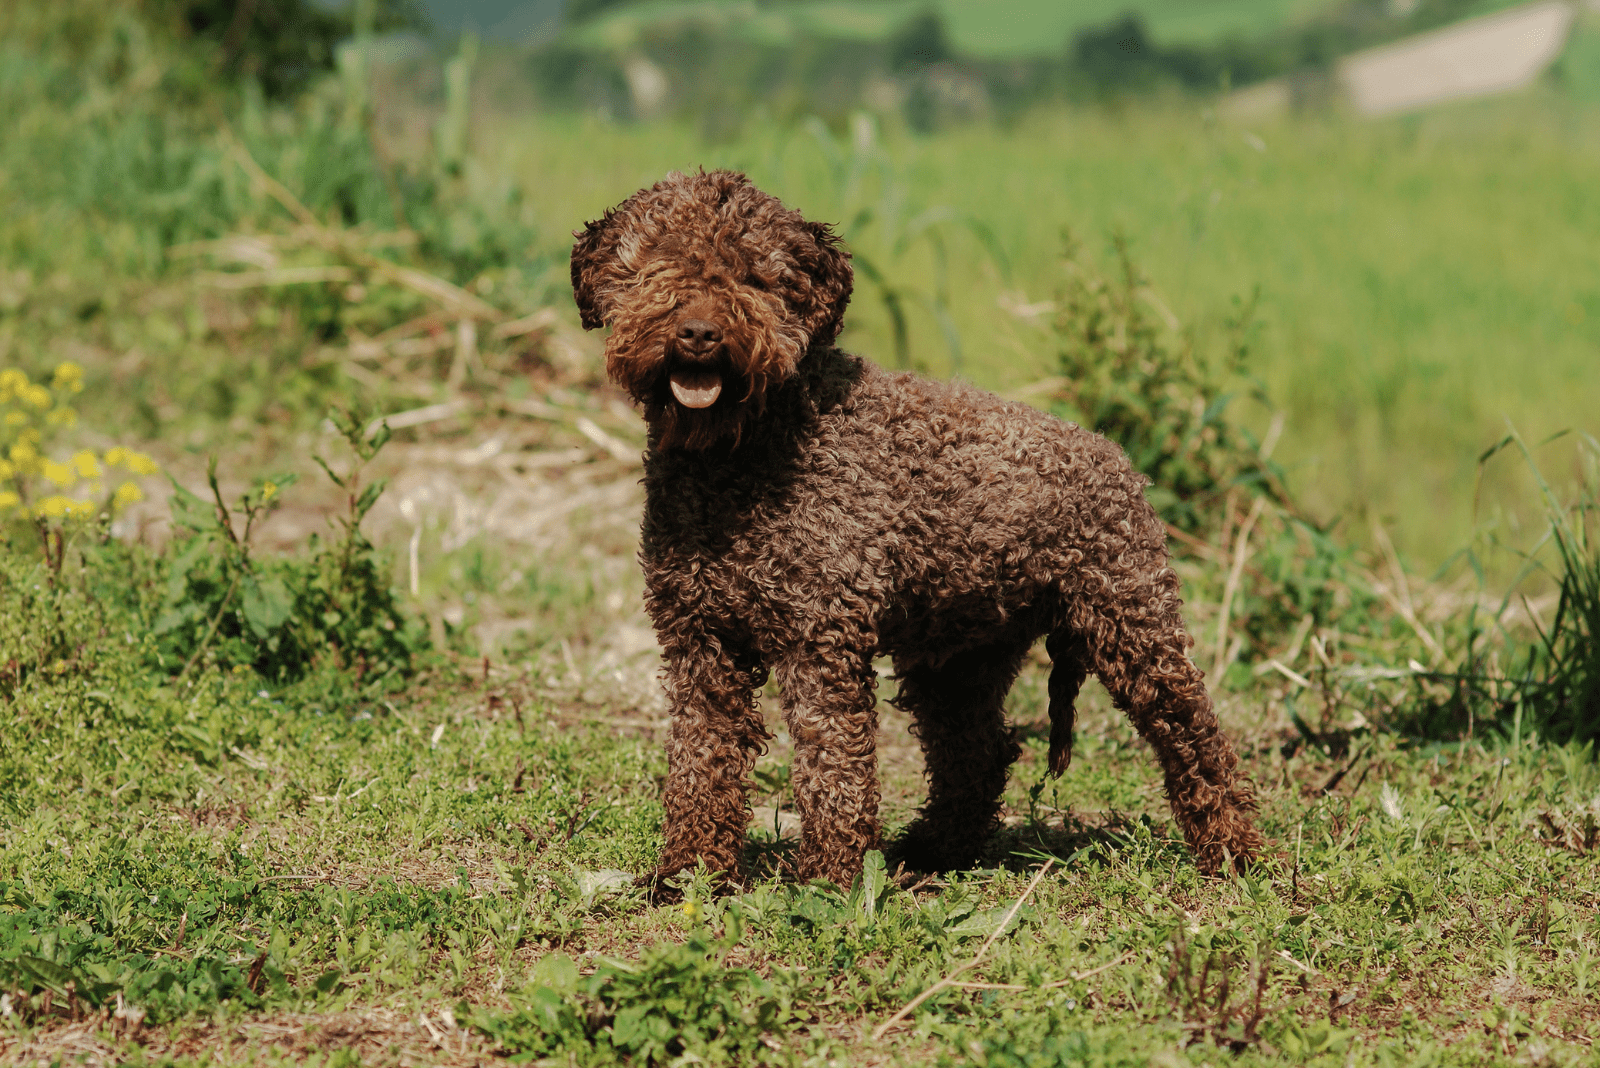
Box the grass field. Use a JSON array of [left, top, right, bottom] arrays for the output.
[[3, 5, 1600, 1062], [5, 589, 1600, 1065], [918, 0, 1530, 50], [492, 89, 1600, 576], [937, 0, 1329, 53]]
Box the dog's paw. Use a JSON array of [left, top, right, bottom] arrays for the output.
[[634, 871, 685, 905], [634, 867, 746, 905]]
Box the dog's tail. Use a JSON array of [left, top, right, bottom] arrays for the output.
[[1045, 631, 1089, 776]]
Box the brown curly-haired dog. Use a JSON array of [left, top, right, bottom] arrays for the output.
[[572, 169, 1262, 890]]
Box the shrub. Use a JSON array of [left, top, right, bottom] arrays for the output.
[[1048, 230, 1287, 533]]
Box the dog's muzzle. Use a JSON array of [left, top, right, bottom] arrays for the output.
[[669, 319, 725, 409]]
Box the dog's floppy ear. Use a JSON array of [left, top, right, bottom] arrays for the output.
[[570, 210, 620, 330], [800, 220, 853, 348]]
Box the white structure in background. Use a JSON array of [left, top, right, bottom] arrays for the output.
[[1337, 0, 1577, 115]]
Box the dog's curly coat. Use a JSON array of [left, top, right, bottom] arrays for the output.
[[572, 169, 1262, 889]]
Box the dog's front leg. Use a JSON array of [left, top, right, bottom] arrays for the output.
[[650, 633, 769, 896], [777, 640, 881, 887]]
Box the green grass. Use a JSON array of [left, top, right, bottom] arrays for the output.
[[489, 91, 1600, 574], [4, 565, 1600, 1064]]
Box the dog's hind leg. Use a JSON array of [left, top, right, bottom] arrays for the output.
[[1078, 593, 1263, 874], [651, 634, 770, 894], [777, 639, 882, 887], [891, 638, 1030, 872]]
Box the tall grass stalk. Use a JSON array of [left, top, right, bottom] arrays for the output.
[[1493, 431, 1600, 746]]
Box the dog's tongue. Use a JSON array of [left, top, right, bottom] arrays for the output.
[[669, 370, 723, 409]]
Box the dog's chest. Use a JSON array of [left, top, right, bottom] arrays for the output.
[[638, 436, 900, 637]]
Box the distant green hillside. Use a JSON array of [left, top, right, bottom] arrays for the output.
[[938, 0, 1321, 53], [567, 0, 1549, 54], [565, 0, 1458, 55]]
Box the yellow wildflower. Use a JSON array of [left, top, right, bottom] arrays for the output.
[[0, 369, 25, 401], [105, 447, 159, 475], [0, 458, 12, 479], [9, 442, 39, 474], [3, 411, 25, 428], [52, 362, 84, 394], [71, 450, 100, 479], [682, 899, 701, 921], [112, 481, 143, 510], [35, 495, 88, 518], [124, 451, 160, 476], [45, 406, 77, 427], [261, 480, 278, 502], [42, 460, 74, 487], [18, 427, 39, 445], [0, 491, 19, 511], [21, 384, 51, 410]]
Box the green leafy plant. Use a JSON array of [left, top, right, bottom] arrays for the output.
[[473, 906, 802, 1064], [1530, 452, 1600, 745], [153, 407, 426, 683], [155, 458, 297, 677], [296, 407, 429, 682]]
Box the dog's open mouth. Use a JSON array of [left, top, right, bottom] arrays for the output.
[[668, 369, 723, 409]]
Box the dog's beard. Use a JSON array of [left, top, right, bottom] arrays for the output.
[[644, 348, 753, 452], [604, 292, 809, 452]]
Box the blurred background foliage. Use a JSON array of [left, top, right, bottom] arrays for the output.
[[527, 0, 1554, 128]]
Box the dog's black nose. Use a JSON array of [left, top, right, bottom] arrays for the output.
[[676, 319, 722, 353]]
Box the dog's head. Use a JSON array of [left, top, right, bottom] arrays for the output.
[[571, 170, 852, 451]]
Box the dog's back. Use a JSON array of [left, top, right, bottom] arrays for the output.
[[640, 349, 1174, 664]]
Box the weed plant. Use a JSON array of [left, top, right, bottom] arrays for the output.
[[1398, 433, 1600, 746], [153, 409, 427, 685], [476, 907, 805, 1064]]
